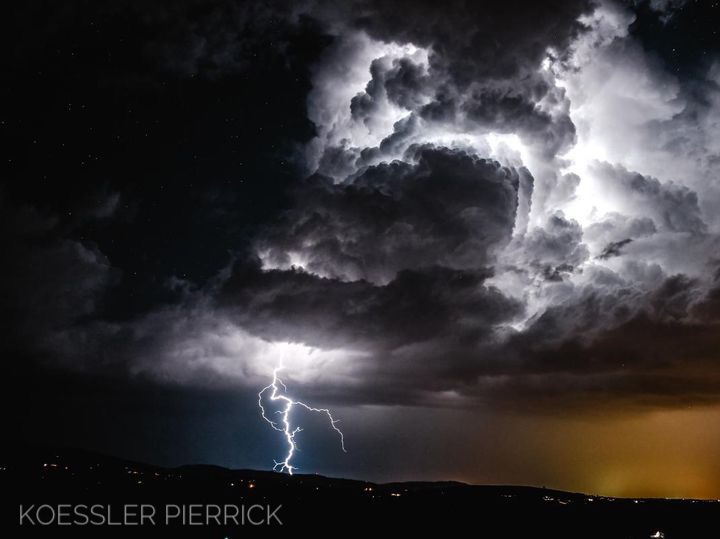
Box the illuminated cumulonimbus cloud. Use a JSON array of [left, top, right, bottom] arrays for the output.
[[241, 0, 720, 408], [41, 0, 720, 412]]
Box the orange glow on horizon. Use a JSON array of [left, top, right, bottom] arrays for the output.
[[458, 406, 720, 500]]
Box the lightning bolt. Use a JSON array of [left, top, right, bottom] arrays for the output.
[[258, 363, 346, 474]]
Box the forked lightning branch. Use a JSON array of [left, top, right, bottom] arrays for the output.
[[258, 364, 346, 474]]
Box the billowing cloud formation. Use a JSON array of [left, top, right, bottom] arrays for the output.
[[256, 146, 528, 283], [591, 162, 707, 234], [220, 260, 521, 352], [0, 196, 115, 356], [6, 0, 720, 413]]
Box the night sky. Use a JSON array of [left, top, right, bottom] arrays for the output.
[[3, 0, 720, 498]]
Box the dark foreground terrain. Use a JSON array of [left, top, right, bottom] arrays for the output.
[[1, 446, 717, 537]]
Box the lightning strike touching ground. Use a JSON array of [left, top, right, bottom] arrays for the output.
[[258, 364, 346, 474]]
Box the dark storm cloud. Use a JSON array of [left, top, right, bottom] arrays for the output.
[[256, 147, 526, 283], [210, 254, 720, 409], [693, 268, 720, 319], [343, 0, 594, 82], [0, 197, 115, 355], [459, 84, 578, 158], [218, 259, 522, 352], [6, 0, 720, 417], [457, 268, 720, 409], [597, 238, 633, 260]]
